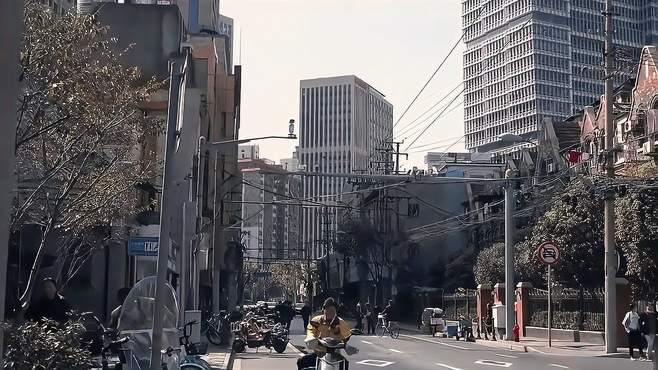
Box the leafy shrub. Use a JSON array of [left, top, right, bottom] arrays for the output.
[[4, 318, 91, 370]]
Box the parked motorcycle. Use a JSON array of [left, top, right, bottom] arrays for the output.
[[231, 315, 289, 354]]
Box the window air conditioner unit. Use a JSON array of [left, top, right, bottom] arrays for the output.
[[643, 140, 655, 154]]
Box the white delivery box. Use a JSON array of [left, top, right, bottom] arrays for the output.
[[492, 304, 506, 329]]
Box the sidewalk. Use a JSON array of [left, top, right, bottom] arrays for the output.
[[473, 337, 630, 358], [394, 320, 630, 358], [203, 344, 232, 370]]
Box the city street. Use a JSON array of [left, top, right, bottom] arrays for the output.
[[231, 317, 657, 370]]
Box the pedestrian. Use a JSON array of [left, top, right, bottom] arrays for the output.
[[640, 303, 657, 360], [283, 300, 295, 330], [228, 305, 244, 323], [108, 287, 131, 329], [26, 277, 72, 324], [275, 300, 286, 325], [355, 301, 364, 331], [301, 300, 312, 330], [623, 303, 644, 360], [338, 301, 347, 318], [366, 303, 376, 335]]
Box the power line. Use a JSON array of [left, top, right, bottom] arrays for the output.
[[392, 33, 465, 130], [404, 13, 535, 151], [394, 83, 463, 138]]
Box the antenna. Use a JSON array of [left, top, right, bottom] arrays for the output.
[[239, 27, 243, 65]]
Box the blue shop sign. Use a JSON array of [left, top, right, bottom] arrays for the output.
[[128, 237, 160, 256]]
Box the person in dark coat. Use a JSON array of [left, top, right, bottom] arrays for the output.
[[300, 300, 312, 330], [365, 303, 376, 335], [639, 303, 657, 360], [355, 302, 364, 331], [108, 287, 131, 329], [282, 300, 295, 330], [26, 278, 71, 324]]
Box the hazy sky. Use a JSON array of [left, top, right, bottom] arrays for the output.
[[220, 0, 465, 170]]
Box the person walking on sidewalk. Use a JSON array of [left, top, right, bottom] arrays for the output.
[[640, 303, 657, 361], [355, 302, 364, 331], [301, 300, 312, 331], [624, 304, 644, 360], [365, 303, 375, 335]]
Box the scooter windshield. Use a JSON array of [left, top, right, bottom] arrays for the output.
[[118, 276, 179, 369]]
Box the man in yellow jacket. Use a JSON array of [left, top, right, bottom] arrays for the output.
[[297, 298, 352, 370]]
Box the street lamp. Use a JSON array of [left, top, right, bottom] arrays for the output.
[[153, 120, 298, 366], [497, 132, 537, 341], [202, 119, 297, 150], [195, 121, 297, 309]]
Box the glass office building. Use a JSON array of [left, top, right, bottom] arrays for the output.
[[462, 0, 658, 153]]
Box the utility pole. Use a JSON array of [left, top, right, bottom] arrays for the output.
[[504, 169, 515, 341], [390, 141, 409, 175], [603, 0, 617, 353], [0, 0, 23, 360], [151, 57, 187, 370]]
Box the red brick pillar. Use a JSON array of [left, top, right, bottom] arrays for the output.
[[493, 283, 505, 305], [615, 278, 630, 348], [477, 284, 493, 330], [516, 282, 532, 337]]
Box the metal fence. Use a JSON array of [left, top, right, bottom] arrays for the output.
[[443, 290, 477, 320], [527, 287, 605, 331]]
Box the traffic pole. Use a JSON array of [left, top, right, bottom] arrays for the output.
[[603, 0, 617, 354], [548, 265, 552, 348], [504, 170, 515, 340], [0, 0, 23, 362]]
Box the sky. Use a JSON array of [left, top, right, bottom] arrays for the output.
[[220, 0, 466, 170]]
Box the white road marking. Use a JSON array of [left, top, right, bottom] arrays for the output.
[[356, 359, 395, 367], [388, 348, 403, 353], [287, 343, 304, 357], [474, 359, 513, 367], [549, 365, 569, 369], [438, 342, 469, 350], [495, 353, 518, 359], [361, 340, 374, 345], [527, 346, 548, 355], [436, 363, 463, 370], [401, 335, 469, 350]]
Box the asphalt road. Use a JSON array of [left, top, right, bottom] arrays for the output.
[[232, 317, 657, 370]]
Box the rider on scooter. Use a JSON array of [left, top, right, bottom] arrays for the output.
[[297, 298, 352, 370]]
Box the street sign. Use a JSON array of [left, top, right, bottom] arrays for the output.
[[537, 240, 560, 348], [128, 236, 159, 256], [537, 241, 560, 265]]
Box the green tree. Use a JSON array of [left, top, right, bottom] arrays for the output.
[[473, 243, 505, 286], [615, 162, 658, 300], [14, 1, 162, 309]]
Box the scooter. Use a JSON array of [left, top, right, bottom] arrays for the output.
[[314, 338, 359, 370], [456, 318, 474, 342], [232, 318, 289, 354]]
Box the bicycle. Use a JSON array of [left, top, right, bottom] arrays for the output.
[[200, 312, 230, 345], [377, 315, 400, 339], [175, 320, 212, 370], [82, 312, 130, 370]]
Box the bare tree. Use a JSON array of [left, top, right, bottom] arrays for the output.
[[270, 261, 319, 302], [13, 2, 163, 309]]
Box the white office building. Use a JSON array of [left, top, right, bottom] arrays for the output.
[[299, 75, 393, 259]]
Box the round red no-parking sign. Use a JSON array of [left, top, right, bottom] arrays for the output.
[[537, 241, 560, 265]]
